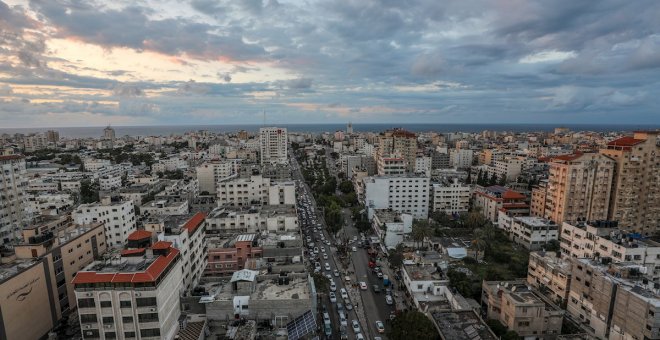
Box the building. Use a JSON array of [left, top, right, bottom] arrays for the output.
[[492, 157, 524, 181], [431, 310, 497, 340], [46, 130, 60, 143], [153, 213, 207, 293], [84, 158, 112, 172], [545, 153, 615, 225], [431, 178, 470, 215], [482, 280, 564, 339], [449, 148, 474, 168], [600, 132, 660, 234], [527, 251, 572, 306], [414, 156, 432, 177], [216, 175, 270, 206], [559, 220, 660, 280], [259, 127, 288, 165], [363, 176, 430, 219], [140, 198, 189, 216], [497, 214, 559, 250], [100, 174, 122, 191], [73, 197, 137, 248], [151, 157, 188, 173], [530, 180, 548, 218], [206, 234, 263, 276], [267, 181, 296, 205], [103, 125, 115, 141], [0, 222, 106, 340], [378, 128, 417, 172], [473, 185, 529, 224], [566, 257, 660, 339], [431, 151, 451, 169], [206, 205, 299, 235], [195, 160, 239, 194], [371, 209, 412, 249], [72, 242, 182, 340], [0, 155, 28, 245], [377, 154, 407, 176]]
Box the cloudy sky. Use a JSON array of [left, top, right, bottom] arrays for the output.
[[1, 0, 659, 127]]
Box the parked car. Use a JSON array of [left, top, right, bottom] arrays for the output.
[[329, 292, 337, 303], [385, 295, 393, 305], [376, 321, 385, 333], [352, 320, 361, 334], [359, 281, 367, 290]]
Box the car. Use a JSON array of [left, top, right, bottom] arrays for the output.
[[373, 285, 381, 293], [325, 240, 331, 246], [330, 281, 337, 292], [322, 253, 328, 260], [320, 247, 326, 253], [352, 246, 357, 252], [385, 295, 393, 305], [325, 263, 331, 271], [336, 302, 344, 313], [339, 312, 347, 327], [333, 270, 340, 277], [323, 312, 331, 324], [353, 236, 358, 242], [375, 321, 385, 333], [345, 302, 353, 310], [352, 319, 361, 334], [326, 273, 333, 280], [356, 333, 365, 340], [329, 292, 337, 303], [359, 281, 367, 290], [340, 288, 348, 299], [377, 272, 383, 279]]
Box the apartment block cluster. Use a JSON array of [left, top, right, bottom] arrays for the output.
[[0, 126, 320, 340]]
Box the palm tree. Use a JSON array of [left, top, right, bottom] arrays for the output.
[[411, 220, 433, 250]]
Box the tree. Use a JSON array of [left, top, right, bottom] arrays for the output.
[[465, 210, 487, 230], [338, 180, 354, 194], [411, 220, 433, 250], [498, 174, 507, 186], [431, 210, 453, 227], [465, 170, 472, 184], [80, 180, 99, 204], [311, 273, 330, 294], [388, 244, 405, 269], [489, 172, 498, 186], [388, 311, 437, 340]]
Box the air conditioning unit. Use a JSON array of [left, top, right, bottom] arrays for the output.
[[135, 292, 141, 297], [105, 325, 112, 329], [85, 293, 93, 297], [149, 308, 157, 312], [83, 325, 91, 330]]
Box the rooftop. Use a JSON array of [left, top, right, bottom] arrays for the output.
[[0, 260, 39, 283], [213, 275, 311, 301], [373, 209, 404, 223], [208, 204, 297, 218], [607, 136, 645, 147], [513, 216, 556, 227], [404, 263, 446, 281], [432, 310, 498, 340]]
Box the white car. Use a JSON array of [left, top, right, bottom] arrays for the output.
[[329, 292, 337, 303], [356, 333, 365, 340], [352, 246, 357, 252], [333, 270, 340, 277], [340, 288, 348, 299], [325, 263, 331, 271], [359, 281, 368, 290], [330, 281, 337, 292], [320, 247, 326, 253], [323, 253, 328, 260], [385, 295, 393, 305], [339, 312, 347, 327], [314, 247, 319, 254], [352, 319, 361, 334], [376, 321, 385, 333]]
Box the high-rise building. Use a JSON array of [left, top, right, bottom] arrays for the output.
[[259, 127, 288, 165], [0, 154, 28, 245], [363, 175, 430, 219], [431, 178, 470, 215], [103, 125, 115, 141], [378, 128, 417, 172], [72, 197, 137, 248], [600, 131, 660, 234], [545, 153, 615, 225], [46, 130, 60, 143], [73, 241, 182, 340], [346, 122, 353, 134]]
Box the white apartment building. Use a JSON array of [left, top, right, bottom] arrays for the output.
[[100, 174, 122, 191], [363, 176, 430, 219], [492, 157, 524, 181], [0, 154, 28, 245], [371, 209, 413, 249], [195, 160, 239, 194], [449, 148, 473, 168], [152, 157, 188, 173], [560, 221, 660, 280], [26, 179, 59, 192], [259, 127, 288, 165], [27, 193, 74, 216], [84, 158, 112, 172], [141, 199, 189, 217], [206, 205, 299, 234], [377, 155, 407, 176], [155, 213, 207, 293], [216, 175, 272, 206], [72, 243, 182, 340], [268, 182, 296, 205], [497, 213, 559, 250], [72, 197, 137, 248], [414, 156, 432, 177], [431, 178, 470, 215]]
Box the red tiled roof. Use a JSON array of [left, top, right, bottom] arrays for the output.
[[121, 248, 146, 256], [151, 241, 172, 250], [502, 190, 526, 200], [72, 247, 180, 284], [127, 230, 152, 241], [0, 155, 23, 161], [607, 137, 644, 147], [183, 212, 206, 234]]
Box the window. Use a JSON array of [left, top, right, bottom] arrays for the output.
[[122, 316, 133, 323], [124, 332, 136, 338], [140, 329, 161, 337], [138, 313, 159, 323], [120, 300, 131, 308], [80, 314, 97, 323], [105, 332, 116, 339], [102, 316, 114, 324], [100, 301, 112, 308], [78, 298, 95, 308], [136, 297, 157, 307]]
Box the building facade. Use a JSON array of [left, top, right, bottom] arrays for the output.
[[431, 178, 470, 215], [363, 176, 430, 219], [259, 127, 288, 165], [0, 154, 28, 245], [73, 197, 137, 248]]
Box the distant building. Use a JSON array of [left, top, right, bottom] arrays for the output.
[[363, 176, 430, 219], [378, 128, 417, 173], [527, 251, 572, 306], [259, 127, 288, 165], [497, 214, 558, 250], [431, 178, 470, 215], [0, 154, 28, 245], [72, 197, 137, 248], [473, 185, 528, 224], [195, 160, 239, 194]]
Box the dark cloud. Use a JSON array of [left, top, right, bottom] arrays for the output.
[[283, 78, 313, 89], [113, 84, 144, 97]]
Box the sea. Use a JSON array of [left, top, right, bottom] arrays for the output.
[[0, 123, 657, 138]]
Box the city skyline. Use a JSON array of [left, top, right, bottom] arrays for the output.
[[1, 0, 659, 128]]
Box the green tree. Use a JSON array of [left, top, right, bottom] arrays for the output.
[[498, 174, 507, 186], [411, 220, 433, 250], [311, 273, 330, 294], [338, 180, 354, 194], [80, 180, 99, 204], [489, 173, 498, 186], [465, 210, 487, 230], [465, 170, 472, 184], [388, 311, 438, 340]]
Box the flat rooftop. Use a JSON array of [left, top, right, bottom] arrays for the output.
[[484, 280, 562, 312], [213, 276, 311, 301], [0, 260, 40, 282], [514, 216, 556, 227], [373, 209, 403, 223], [432, 310, 497, 340], [208, 204, 296, 218], [404, 263, 446, 281]]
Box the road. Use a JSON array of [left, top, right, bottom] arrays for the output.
[[293, 146, 398, 339]]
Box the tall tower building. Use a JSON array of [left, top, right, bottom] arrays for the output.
[[103, 125, 115, 141], [0, 154, 28, 245], [545, 153, 615, 225], [259, 127, 288, 165], [377, 128, 417, 173], [600, 131, 660, 234], [347, 122, 353, 134]]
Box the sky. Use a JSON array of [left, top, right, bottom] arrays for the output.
[[0, 0, 659, 128]]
